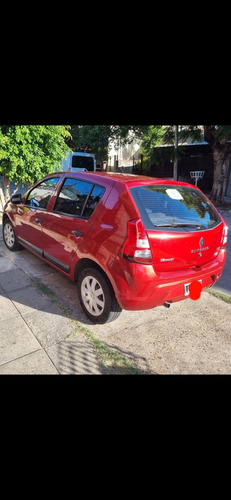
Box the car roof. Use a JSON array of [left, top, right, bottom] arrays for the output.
[[54, 171, 195, 190]]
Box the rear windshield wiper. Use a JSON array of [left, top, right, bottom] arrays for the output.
[[154, 222, 202, 228]]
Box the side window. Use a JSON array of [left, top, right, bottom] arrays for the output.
[[26, 177, 59, 209], [54, 178, 105, 217], [54, 178, 93, 216], [82, 184, 105, 217]]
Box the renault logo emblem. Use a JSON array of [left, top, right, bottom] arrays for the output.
[[199, 237, 204, 248]]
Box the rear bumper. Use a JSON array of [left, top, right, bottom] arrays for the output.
[[112, 249, 226, 311]]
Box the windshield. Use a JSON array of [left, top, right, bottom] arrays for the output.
[[130, 185, 221, 232]]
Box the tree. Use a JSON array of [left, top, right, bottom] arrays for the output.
[[0, 125, 71, 209]]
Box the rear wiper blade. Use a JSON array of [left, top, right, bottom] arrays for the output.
[[154, 223, 202, 228]]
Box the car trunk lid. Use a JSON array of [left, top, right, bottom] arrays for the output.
[[147, 223, 224, 271]]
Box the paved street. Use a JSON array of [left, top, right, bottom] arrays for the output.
[[0, 210, 231, 374]]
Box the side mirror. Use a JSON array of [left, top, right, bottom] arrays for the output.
[[11, 194, 22, 204]]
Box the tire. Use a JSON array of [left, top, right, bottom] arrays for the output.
[[3, 218, 22, 251], [77, 267, 122, 324]]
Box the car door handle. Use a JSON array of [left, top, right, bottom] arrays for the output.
[[71, 230, 83, 237], [35, 218, 43, 224]]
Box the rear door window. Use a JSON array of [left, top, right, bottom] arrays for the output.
[[83, 184, 105, 217], [130, 185, 221, 232], [54, 177, 105, 217]]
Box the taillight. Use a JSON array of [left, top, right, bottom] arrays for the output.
[[121, 218, 153, 264], [221, 224, 228, 246]]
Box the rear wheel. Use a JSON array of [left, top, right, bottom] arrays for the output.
[[77, 267, 122, 324], [3, 218, 22, 251]]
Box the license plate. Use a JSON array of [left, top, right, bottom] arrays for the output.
[[184, 280, 202, 296]]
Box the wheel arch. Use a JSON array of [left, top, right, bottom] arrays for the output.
[[76, 259, 122, 323], [3, 213, 15, 228], [74, 258, 113, 289], [2, 213, 22, 251], [3, 213, 10, 224]]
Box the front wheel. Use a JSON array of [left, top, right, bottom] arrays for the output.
[[3, 218, 22, 251], [77, 267, 122, 324]]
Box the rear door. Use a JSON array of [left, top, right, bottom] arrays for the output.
[[130, 184, 224, 272]]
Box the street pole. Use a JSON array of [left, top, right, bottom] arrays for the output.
[[173, 125, 178, 180]]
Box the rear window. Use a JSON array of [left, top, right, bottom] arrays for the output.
[[130, 185, 221, 232]]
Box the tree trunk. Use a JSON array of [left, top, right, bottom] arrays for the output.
[[0, 176, 22, 210], [221, 155, 230, 204], [0, 183, 5, 211], [3, 175, 11, 205], [204, 125, 231, 205], [211, 148, 224, 203]]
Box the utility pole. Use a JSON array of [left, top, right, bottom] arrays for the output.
[[173, 125, 178, 180]]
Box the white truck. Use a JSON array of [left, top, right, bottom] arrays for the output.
[[61, 151, 96, 172]]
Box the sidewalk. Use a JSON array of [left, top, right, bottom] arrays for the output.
[[0, 215, 103, 374]]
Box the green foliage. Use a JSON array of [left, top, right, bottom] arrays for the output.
[[0, 125, 71, 186], [162, 125, 202, 145], [140, 125, 166, 162]]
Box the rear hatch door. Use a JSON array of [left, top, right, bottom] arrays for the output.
[[130, 183, 223, 272]]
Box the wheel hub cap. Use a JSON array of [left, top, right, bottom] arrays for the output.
[[81, 276, 105, 316], [4, 223, 15, 247]]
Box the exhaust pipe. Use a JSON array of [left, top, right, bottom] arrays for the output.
[[163, 302, 171, 308]]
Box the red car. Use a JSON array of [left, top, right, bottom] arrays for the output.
[[2, 171, 228, 323]]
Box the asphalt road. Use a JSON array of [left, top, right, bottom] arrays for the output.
[[0, 211, 231, 374]]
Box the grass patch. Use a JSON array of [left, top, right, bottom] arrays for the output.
[[31, 278, 56, 299], [30, 277, 150, 375], [76, 326, 149, 375], [206, 288, 231, 304]]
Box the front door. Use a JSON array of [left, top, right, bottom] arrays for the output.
[[41, 177, 105, 274], [15, 177, 60, 255]]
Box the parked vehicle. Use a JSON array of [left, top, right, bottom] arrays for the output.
[[2, 171, 228, 323], [61, 151, 96, 172]]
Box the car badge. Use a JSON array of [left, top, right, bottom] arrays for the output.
[[199, 237, 204, 248]]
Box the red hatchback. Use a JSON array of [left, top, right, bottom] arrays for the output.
[[2, 171, 228, 323]]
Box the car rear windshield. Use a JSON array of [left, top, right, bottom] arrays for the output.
[[130, 185, 221, 232]]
